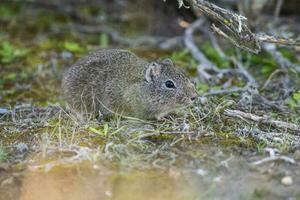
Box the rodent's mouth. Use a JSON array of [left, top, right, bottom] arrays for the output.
[[176, 99, 194, 109], [185, 98, 195, 105]]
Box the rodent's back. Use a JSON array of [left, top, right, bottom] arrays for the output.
[[62, 49, 148, 115]]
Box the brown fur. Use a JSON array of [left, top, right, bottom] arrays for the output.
[[62, 49, 197, 120]]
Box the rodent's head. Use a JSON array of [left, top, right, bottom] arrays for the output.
[[144, 58, 197, 117]]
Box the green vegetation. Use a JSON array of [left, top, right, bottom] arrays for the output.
[[0, 144, 7, 162], [201, 42, 230, 68], [286, 91, 300, 109], [0, 2, 299, 199], [99, 33, 109, 48], [0, 41, 28, 64], [63, 41, 85, 53]]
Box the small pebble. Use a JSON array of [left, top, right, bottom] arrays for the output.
[[105, 190, 112, 197], [61, 50, 73, 60], [196, 168, 207, 176], [281, 176, 293, 186]]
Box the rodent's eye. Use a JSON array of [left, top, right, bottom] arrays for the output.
[[165, 80, 176, 89]]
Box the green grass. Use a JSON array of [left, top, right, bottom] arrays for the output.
[[0, 2, 299, 166], [0, 144, 7, 162]]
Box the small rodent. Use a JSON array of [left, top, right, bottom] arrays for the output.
[[62, 49, 197, 120]]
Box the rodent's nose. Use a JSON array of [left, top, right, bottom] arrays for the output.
[[191, 96, 197, 101]]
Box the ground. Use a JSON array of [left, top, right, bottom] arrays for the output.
[[0, 2, 300, 200]]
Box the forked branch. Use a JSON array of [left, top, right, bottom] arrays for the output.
[[185, 0, 300, 53]]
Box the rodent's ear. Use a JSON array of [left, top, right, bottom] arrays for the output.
[[162, 58, 173, 66], [145, 62, 161, 82]]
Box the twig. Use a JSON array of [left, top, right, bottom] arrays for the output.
[[274, 0, 284, 18], [231, 57, 257, 87], [184, 19, 218, 69], [187, 0, 261, 53], [200, 87, 248, 97], [206, 28, 227, 58], [251, 147, 297, 166], [249, 93, 287, 112], [159, 131, 194, 135], [261, 69, 287, 90], [184, 18, 256, 93], [235, 128, 300, 148], [185, 0, 299, 53], [184, 17, 251, 84], [251, 155, 296, 166], [184, 18, 219, 81], [263, 43, 300, 73], [258, 34, 300, 47], [224, 109, 300, 133]]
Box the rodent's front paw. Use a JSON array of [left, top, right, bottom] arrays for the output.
[[155, 116, 162, 121], [155, 115, 168, 122]]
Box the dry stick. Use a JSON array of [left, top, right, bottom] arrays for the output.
[[261, 69, 287, 91], [274, 0, 284, 18], [224, 109, 300, 133], [186, 0, 300, 53], [263, 43, 300, 73], [251, 155, 297, 166], [184, 18, 216, 69], [206, 30, 259, 96], [185, 19, 255, 95], [183, 3, 260, 96], [184, 1, 257, 96], [205, 28, 226, 58], [200, 87, 248, 97], [258, 34, 300, 47], [231, 57, 257, 87], [251, 147, 297, 166], [184, 18, 246, 84], [184, 18, 219, 81], [236, 128, 300, 145], [187, 0, 261, 53]]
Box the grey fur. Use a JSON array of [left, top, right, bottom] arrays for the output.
[[62, 49, 197, 120]]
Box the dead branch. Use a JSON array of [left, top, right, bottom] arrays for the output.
[[235, 128, 300, 148], [224, 109, 300, 133], [186, 0, 261, 53], [258, 34, 300, 47], [263, 43, 300, 73], [184, 17, 256, 87], [184, 18, 216, 69], [251, 155, 297, 166], [274, 0, 284, 18], [184, 18, 218, 81], [261, 69, 288, 91], [231, 57, 257, 87], [185, 0, 300, 53], [205, 27, 227, 58], [200, 87, 248, 97], [184, 18, 258, 95], [251, 147, 297, 166]]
